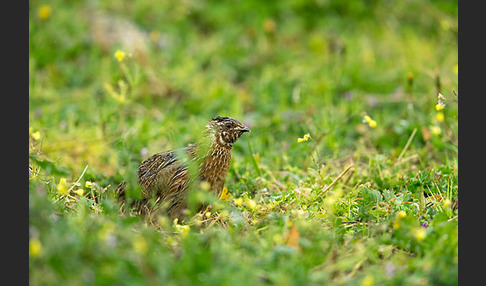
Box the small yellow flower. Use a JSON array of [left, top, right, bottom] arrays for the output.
[[75, 189, 84, 196], [430, 125, 441, 135], [29, 238, 43, 257], [32, 131, 41, 141], [435, 102, 445, 111], [363, 115, 377, 128], [29, 127, 33, 136], [85, 181, 94, 188], [435, 112, 444, 122], [205, 211, 211, 218], [397, 210, 407, 218], [114, 50, 125, 62], [38, 5, 52, 20], [245, 198, 257, 210], [407, 71, 414, 81], [263, 18, 276, 33], [219, 187, 229, 201], [174, 223, 190, 238], [437, 93, 446, 101], [56, 178, 69, 195], [234, 197, 243, 206], [298, 133, 311, 143], [393, 220, 401, 229], [413, 227, 427, 241], [442, 198, 452, 208], [360, 274, 375, 286], [454, 64, 458, 75]]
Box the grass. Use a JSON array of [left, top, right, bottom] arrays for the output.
[[29, 0, 458, 285]]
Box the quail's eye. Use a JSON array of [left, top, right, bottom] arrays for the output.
[[225, 123, 232, 128]]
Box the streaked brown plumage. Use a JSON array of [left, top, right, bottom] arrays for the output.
[[116, 116, 250, 222]]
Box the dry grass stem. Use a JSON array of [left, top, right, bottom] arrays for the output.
[[319, 164, 355, 197], [395, 128, 417, 166]]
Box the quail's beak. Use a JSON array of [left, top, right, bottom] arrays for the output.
[[239, 126, 251, 133]]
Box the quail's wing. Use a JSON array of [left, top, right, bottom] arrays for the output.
[[137, 144, 197, 193]]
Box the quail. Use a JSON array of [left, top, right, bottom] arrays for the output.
[[116, 116, 250, 222]]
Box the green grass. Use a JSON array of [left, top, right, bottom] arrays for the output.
[[29, 0, 458, 285]]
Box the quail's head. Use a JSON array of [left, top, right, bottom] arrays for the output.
[[206, 116, 250, 146]]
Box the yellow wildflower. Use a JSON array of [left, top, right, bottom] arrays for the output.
[[297, 133, 311, 143], [29, 127, 33, 136], [407, 71, 414, 81], [430, 125, 441, 135], [205, 211, 212, 218], [392, 220, 401, 229], [435, 112, 444, 122], [75, 189, 84, 196], [435, 93, 446, 111], [38, 5, 52, 20], [263, 18, 276, 33], [56, 178, 69, 195], [442, 198, 452, 208], [413, 227, 427, 241], [360, 274, 375, 286], [245, 198, 257, 211], [454, 64, 458, 75], [174, 223, 190, 238], [234, 197, 243, 206], [397, 210, 407, 218], [219, 187, 229, 200], [114, 50, 125, 62], [363, 115, 377, 128], [437, 93, 446, 101], [85, 181, 94, 188], [173, 218, 191, 237], [32, 131, 41, 141], [29, 238, 43, 257]]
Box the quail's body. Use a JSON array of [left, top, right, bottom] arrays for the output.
[[116, 116, 250, 222]]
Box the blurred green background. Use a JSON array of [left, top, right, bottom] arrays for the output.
[[29, 0, 458, 285]]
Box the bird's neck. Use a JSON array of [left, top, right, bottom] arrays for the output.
[[205, 134, 232, 160], [193, 133, 232, 161], [193, 133, 232, 196]]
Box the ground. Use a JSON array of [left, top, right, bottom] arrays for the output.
[[29, 1, 458, 285]]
